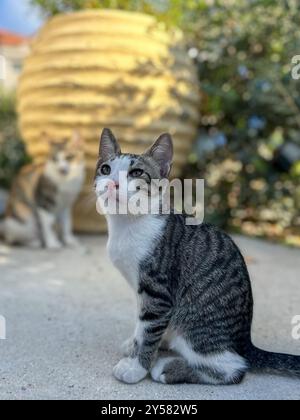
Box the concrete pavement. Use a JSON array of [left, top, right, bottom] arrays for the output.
[[0, 235, 299, 400]]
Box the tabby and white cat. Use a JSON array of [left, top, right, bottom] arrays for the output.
[[95, 128, 300, 385], [0, 131, 85, 249]]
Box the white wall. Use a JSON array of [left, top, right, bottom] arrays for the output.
[[0, 43, 29, 91]]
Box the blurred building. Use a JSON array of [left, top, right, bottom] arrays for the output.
[[0, 29, 30, 91]]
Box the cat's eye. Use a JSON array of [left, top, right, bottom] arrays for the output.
[[66, 154, 75, 162], [130, 168, 144, 178], [101, 164, 111, 176]]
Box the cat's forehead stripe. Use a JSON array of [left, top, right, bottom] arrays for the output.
[[114, 154, 139, 164]]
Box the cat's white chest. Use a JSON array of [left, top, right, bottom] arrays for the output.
[[58, 176, 82, 203], [55, 169, 85, 213], [107, 215, 165, 289]]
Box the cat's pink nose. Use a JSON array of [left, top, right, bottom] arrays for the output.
[[107, 180, 119, 191]]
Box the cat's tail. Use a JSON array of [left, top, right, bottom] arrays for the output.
[[245, 344, 300, 377]]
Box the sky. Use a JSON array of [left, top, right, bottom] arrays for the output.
[[0, 0, 44, 36]]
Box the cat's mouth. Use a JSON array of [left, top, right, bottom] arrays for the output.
[[59, 168, 69, 176], [98, 183, 121, 202]]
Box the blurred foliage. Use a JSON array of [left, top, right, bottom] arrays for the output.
[[18, 1, 300, 243], [0, 89, 30, 189], [183, 0, 300, 244], [29, 0, 203, 26]]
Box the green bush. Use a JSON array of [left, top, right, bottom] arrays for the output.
[[30, 0, 202, 26], [0, 90, 30, 189], [184, 1, 300, 244]]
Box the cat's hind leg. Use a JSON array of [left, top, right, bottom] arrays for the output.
[[151, 357, 200, 384], [151, 335, 248, 385], [3, 217, 36, 246], [151, 356, 246, 385]]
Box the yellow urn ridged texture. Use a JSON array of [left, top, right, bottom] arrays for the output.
[[17, 9, 200, 232]]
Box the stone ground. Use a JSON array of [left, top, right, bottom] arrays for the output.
[[0, 235, 299, 400]]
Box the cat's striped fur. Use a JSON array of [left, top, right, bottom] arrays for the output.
[[0, 132, 85, 249], [95, 128, 300, 385]]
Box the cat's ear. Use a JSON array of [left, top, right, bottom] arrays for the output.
[[145, 133, 173, 177], [99, 128, 121, 160], [44, 132, 58, 150], [70, 130, 84, 148]]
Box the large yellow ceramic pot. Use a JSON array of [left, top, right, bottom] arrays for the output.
[[17, 9, 200, 232]]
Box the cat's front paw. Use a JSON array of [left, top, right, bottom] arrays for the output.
[[46, 239, 63, 250], [63, 235, 80, 248], [121, 338, 135, 357], [113, 357, 147, 384]]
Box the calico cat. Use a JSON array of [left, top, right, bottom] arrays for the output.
[[0, 131, 85, 249], [95, 128, 300, 385]]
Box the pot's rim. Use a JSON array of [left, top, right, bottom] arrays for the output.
[[47, 8, 158, 26]]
